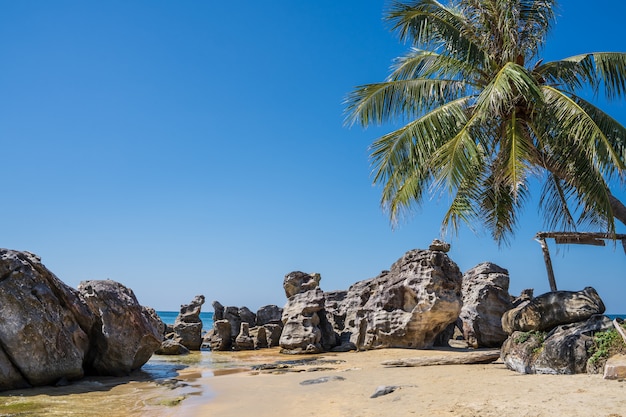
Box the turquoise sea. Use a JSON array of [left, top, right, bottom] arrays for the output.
[[157, 311, 214, 330]]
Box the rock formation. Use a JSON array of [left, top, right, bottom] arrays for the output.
[[204, 302, 284, 351], [501, 314, 613, 374], [279, 272, 336, 354], [459, 262, 513, 348], [78, 280, 162, 376], [172, 295, 205, 350], [501, 287, 605, 334], [0, 249, 162, 390], [500, 287, 613, 374], [327, 247, 464, 350]]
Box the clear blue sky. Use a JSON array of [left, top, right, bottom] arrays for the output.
[[1, 1, 624, 313]]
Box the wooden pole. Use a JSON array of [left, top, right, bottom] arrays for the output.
[[536, 237, 558, 292]]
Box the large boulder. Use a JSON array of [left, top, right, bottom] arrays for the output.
[[501, 314, 613, 374], [0, 250, 95, 388], [280, 282, 335, 354], [460, 262, 513, 347], [206, 319, 232, 351], [501, 287, 605, 334], [330, 247, 463, 350], [256, 305, 283, 326], [78, 280, 163, 376], [279, 272, 337, 354], [0, 249, 163, 390]]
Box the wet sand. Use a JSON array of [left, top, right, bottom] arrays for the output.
[[185, 348, 626, 417]]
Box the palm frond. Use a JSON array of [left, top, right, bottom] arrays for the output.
[[345, 78, 467, 126], [541, 86, 625, 173], [474, 62, 543, 120], [389, 47, 483, 85], [386, 0, 486, 66]]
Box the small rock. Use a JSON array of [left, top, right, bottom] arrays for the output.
[[370, 385, 398, 398], [604, 354, 626, 380], [299, 376, 345, 385]]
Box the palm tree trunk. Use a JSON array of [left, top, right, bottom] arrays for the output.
[[609, 192, 626, 227]]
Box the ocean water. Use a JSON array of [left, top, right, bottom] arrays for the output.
[[157, 311, 214, 330]]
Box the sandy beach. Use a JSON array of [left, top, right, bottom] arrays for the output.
[[183, 347, 626, 417]]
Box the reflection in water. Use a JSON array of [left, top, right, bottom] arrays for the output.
[[0, 351, 225, 417], [0, 349, 287, 416]]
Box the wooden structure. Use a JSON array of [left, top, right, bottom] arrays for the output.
[[534, 232, 626, 291]]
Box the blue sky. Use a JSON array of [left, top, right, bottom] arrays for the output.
[[1, 1, 624, 313]]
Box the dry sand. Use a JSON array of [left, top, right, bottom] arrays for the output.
[[181, 347, 626, 417]]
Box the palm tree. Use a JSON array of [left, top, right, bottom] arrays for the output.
[[346, 0, 626, 243]]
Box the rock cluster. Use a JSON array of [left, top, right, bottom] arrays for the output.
[[156, 295, 206, 355], [206, 244, 518, 354], [0, 249, 162, 391], [204, 302, 283, 351], [500, 287, 610, 374]]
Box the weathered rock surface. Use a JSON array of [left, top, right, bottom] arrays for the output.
[[0, 249, 163, 390], [235, 322, 255, 350], [501, 287, 605, 334], [170, 295, 205, 351], [78, 280, 163, 376], [0, 250, 94, 388], [206, 319, 232, 351], [329, 248, 463, 350], [155, 339, 190, 355], [256, 305, 283, 326], [280, 283, 334, 354], [460, 262, 513, 348], [501, 314, 613, 374]]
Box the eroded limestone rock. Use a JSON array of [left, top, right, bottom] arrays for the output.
[[460, 262, 513, 348]]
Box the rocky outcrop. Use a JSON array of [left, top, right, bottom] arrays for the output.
[[235, 323, 255, 350], [0, 249, 163, 390], [502, 287, 605, 334], [501, 314, 613, 374], [170, 295, 205, 351], [460, 263, 513, 348], [78, 280, 163, 376], [328, 248, 463, 350], [256, 305, 283, 326], [279, 274, 336, 354], [204, 303, 284, 351], [0, 250, 94, 388]]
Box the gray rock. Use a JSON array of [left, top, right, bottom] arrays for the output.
[[370, 385, 398, 398], [234, 322, 255, 350], [283, 271, 321, 298], [207, 319, 232, 351], [223, 306, 242, 340], [0, 250, 94, 388], [256, 305, 283, 326], [429, 239, 450, 252], [78, 279, 163, 376], [239, 307, 256, 327], [330, 248, 463, 350], [460, 262, 513, 347], [502, 287, 605, 334], [251, 326, 268, 349], [299, 376, 345, 385], [156, 339, 190, 355], [501, 314, 613, 374], [262, 323, 283, 348], [280, 284, 333, 354], [170, 295, 205, 350], [212, 301, 225, 321]]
